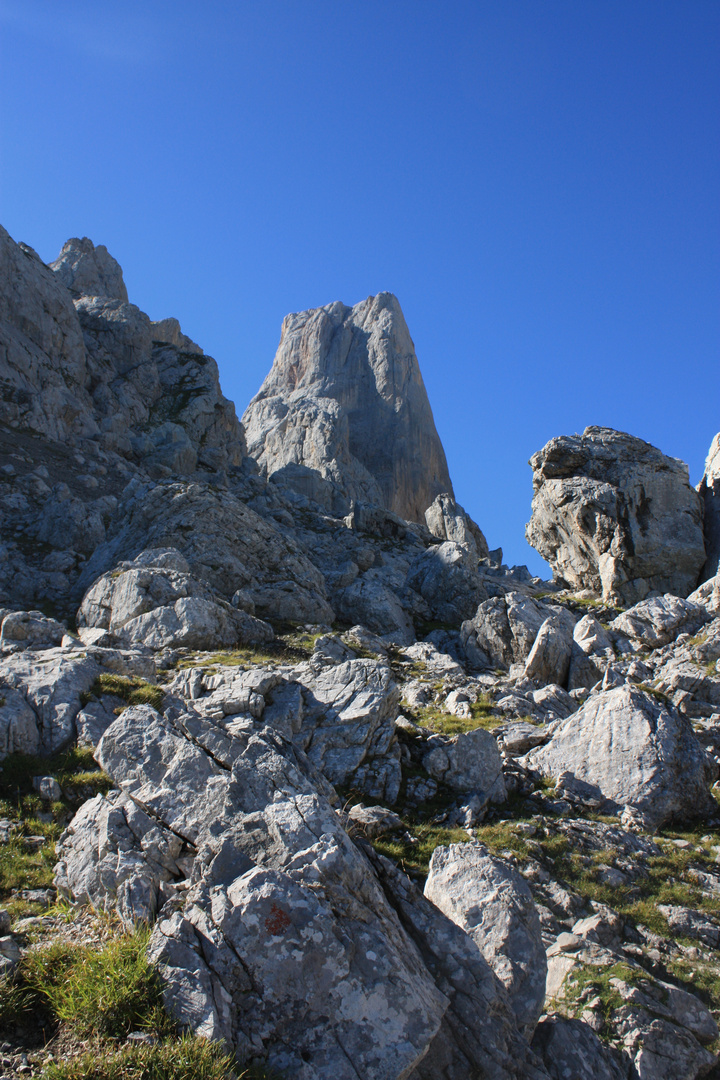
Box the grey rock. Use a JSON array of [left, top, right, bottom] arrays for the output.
[[526, 427, 705, 605], [0, 611, 66, 652], [425, 842, 547, 1036], [526, 684, 716, 830], [0, 646, 99, 755], [423, 728, 506, 800], [54, 789, 184, 928], [425, 493, 489, 558], [524, 617, 574, 687], [610, 594, 709, 649], [334, 571, 416, 645], [50, 236, 129, 301], [346, 804, 403, 838], [688, 573, 720, 617], [242, 293, 455, 523], [32, 775, 62, 801], [405, 541, 488, 625], [79, 481, 334, 626], [656, 905, 720, 948], [78, 550, 273, 650], [531, 1016, 628, 1080], [296, 657, 401, 802], [92, 706, 450, 1078], [699, 433, 720, 580], [461, 593, 573, 672]]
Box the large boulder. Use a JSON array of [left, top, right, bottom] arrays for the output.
[[55, 703, 542, 1080], [526, 684, 717, 830], [610, 594, 710, 649], [460, 593, 576, 673], [526, 427, 705, 605], [242, 293, 455, 523], [77, 548, 272, 650], [424, 843, 546, 1037], [0, 646, 100, 755], [699, 433, 720, 581]]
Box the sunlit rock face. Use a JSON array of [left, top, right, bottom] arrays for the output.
[[526, 426, 705, 605], [242, 292, 454, 522]]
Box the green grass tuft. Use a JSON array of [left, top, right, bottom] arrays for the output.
[[41, 1036, 247, 1080], [89, 675, 165, 712]]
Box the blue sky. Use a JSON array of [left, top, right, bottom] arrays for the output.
[[1, 0, 718, 575]]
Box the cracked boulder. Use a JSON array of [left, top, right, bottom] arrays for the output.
[[78, 548, 273, 650], [424, 842, 546, 1037], [526, 684, 717, 830], [55, 702, 543, 1080], [526, 426, 705, 605]]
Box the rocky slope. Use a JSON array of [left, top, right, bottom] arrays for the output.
[[1, 224, 720, 1079]]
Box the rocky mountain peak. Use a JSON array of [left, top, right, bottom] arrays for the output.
[[242, 291, 454, 522], [50, 236, 129, 302]]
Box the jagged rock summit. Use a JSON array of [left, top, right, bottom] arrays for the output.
[[242, 292, 455, 522]]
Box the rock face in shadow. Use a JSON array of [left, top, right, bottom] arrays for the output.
[[526, 426, 705, 605], [699, 433, 720, 581], [242, 293, 454, 522]]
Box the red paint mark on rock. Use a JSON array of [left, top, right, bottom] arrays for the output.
[[264, 903, 292, 935]]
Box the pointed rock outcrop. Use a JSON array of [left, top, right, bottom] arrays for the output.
[[242, 293, 454, 522]]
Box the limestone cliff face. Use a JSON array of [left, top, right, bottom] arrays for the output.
[[242, 293, 454, 522], [700, 433, 720, 581]]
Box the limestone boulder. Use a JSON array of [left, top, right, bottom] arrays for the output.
[[0, 611, 66, 652], [0, 646, 99, 755], [78, 549, 273, 650], [296, 657, 402, 803], [54, 790, 185, 928], [425, 842, 546, 1036], [242, 293, 455, 523], [526, 684, 717, 830], [610, 594, 709, 649], [531, 1017, 629, 1080], [75, 704, 535, 1079], [461, 593, 576, 672], [526, 427, 705, 605], [423, 728, 506, 800], [688, 573, 720, 617], [524, 617, 574, 687]]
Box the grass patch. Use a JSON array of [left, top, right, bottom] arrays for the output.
[[402, 694, 501, 735], [0, 929, 171, 1039], [88, 675, 165, 712], [42, 1035, 244, 1080], [175, 628, 323, 670], [0, 746, 113, 917], [372, 823, 474, 880], [557, 961, 646, 1022]]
